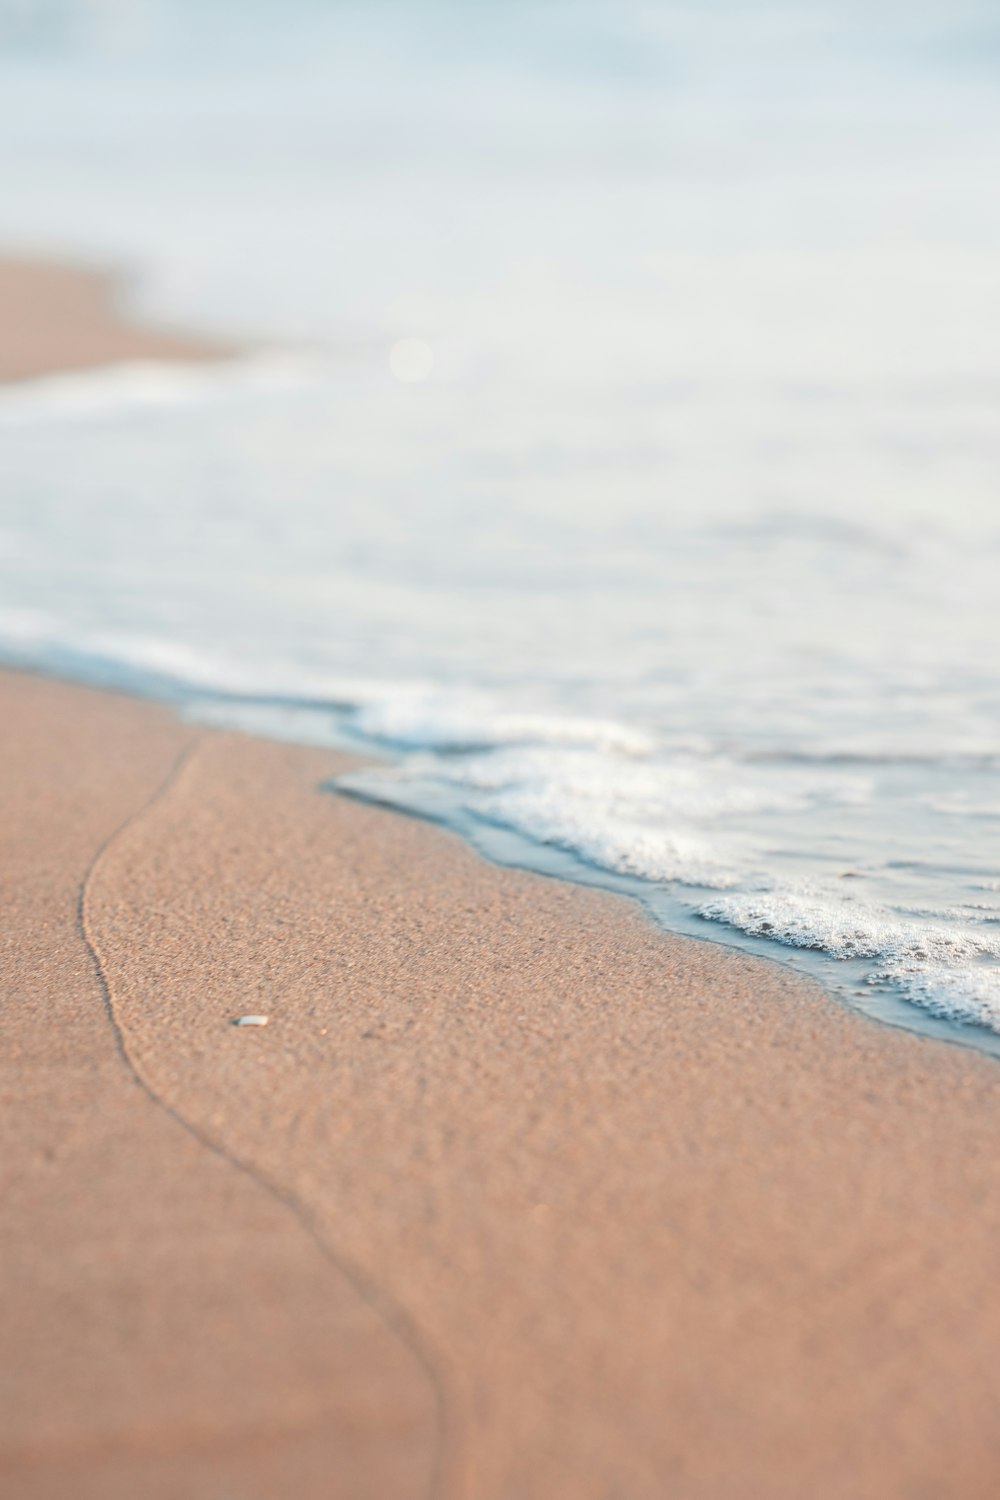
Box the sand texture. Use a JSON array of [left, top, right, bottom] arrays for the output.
[[0, 257, 225, 382], [3, 668, 1000, 1499]]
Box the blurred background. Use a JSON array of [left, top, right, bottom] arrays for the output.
[[1, 0, 999, 1039]]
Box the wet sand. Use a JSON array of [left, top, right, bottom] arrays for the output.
[[3, 667, 1000, 1499], [0, 256, 225, 382]]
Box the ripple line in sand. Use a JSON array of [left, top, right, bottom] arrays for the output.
[[76, 734, 456, 1500]]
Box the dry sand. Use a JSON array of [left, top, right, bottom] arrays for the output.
[[0, 256, 225, 382], [3, 668, 1000, 1500]]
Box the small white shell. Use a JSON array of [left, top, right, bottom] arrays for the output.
[[233, 1014, 269, 1027]]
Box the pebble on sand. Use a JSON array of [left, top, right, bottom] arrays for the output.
[[232, 1015, 269, 1027]]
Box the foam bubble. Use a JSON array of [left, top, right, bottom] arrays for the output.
[[698, 890, 1000, 963], [473, 787, 740, 887], [351, 745, 869, 890], [884, 964, 1000, 1032], [351, 692, 655, 756]]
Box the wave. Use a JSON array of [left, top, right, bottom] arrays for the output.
[[698, 889, 1000, 1032], [3, 609, 999, 1042], [887, 965, 1000, 1032], [0, 353, 324, 424]]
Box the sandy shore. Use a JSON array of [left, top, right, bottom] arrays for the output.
[[0, 256, 225, 382], [4, 258, 1000, 1496], [3, 667, 1000, 1499]]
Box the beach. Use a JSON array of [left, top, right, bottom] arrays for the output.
[[4, 261, 1000, 1498], [4, 0, 1000, 1488], [0, 257, 225, 384], [6, 664, 1000, 1499]]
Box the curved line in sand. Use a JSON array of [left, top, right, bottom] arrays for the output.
[[77, 734, 457, 1500]]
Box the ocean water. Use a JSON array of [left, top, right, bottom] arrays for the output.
[[1, 0, 999, 1048]]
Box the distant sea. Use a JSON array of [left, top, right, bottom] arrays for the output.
[[2, 0, 999, 1047]]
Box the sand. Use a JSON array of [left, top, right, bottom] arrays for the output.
[[3, 667, 1000, 1500], [0, 256, 225, 383]]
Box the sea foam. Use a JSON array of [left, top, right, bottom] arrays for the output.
[[698, 890, 1000, 1031]]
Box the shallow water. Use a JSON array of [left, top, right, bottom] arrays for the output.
[[1, 1, 998, 1045]]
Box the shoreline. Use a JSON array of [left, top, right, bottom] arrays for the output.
[[12, 660, 1000, 1067], [0, 254, 229, 383], [6, 666, 1000, 1497], [339, 768, 1000, 1065]]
